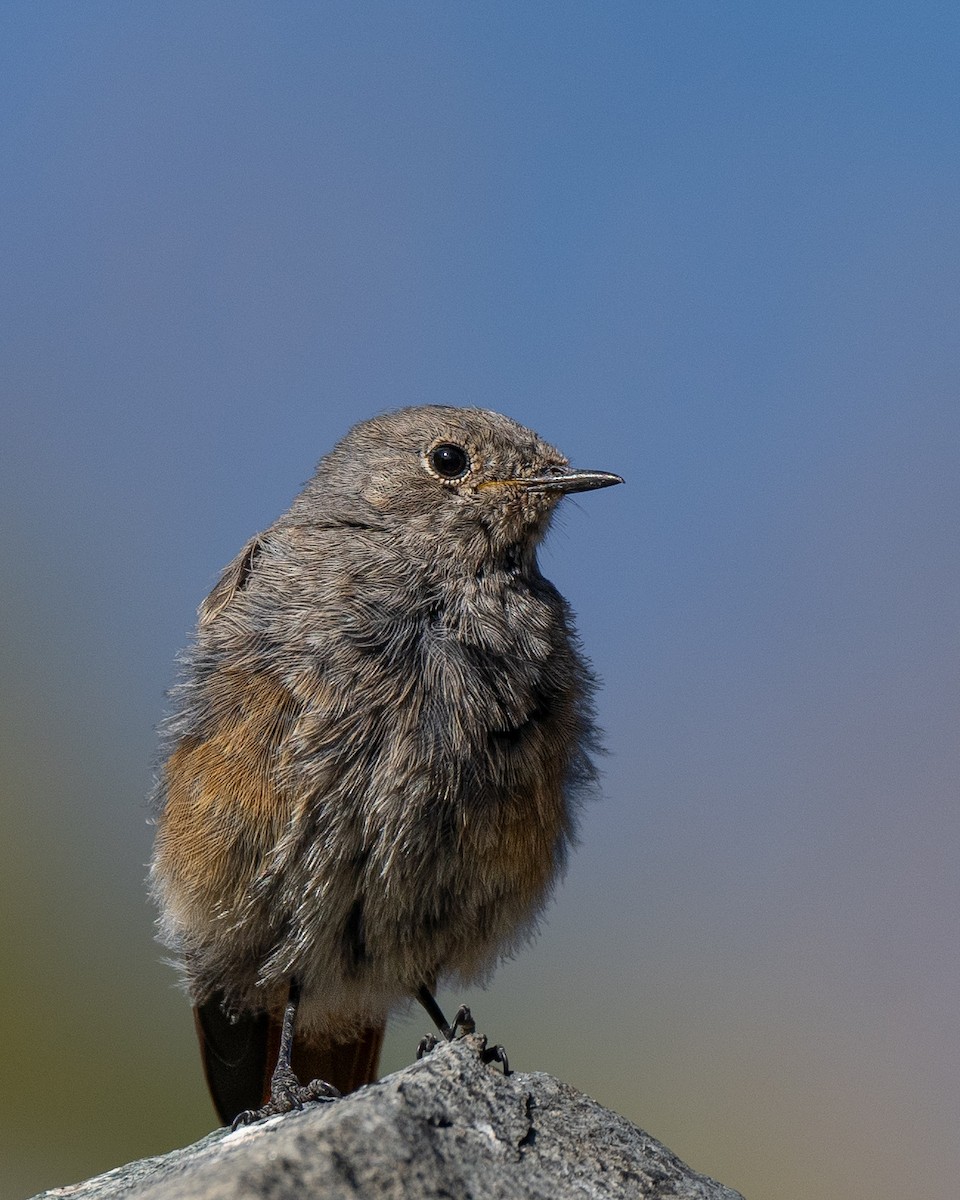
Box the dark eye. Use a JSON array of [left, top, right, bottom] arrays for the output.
[[429, 443, 470, 479]]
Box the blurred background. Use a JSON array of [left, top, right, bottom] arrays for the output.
[[1, 4, 958, 1198]]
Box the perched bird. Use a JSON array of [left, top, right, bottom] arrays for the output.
[[150, 405, 621, 1125]]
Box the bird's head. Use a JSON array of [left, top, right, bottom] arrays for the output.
[[299, 405, 622, 567]]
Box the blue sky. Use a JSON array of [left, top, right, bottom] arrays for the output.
[[2, 6, 959, 1198]]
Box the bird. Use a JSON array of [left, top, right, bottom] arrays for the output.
[[149, 404, 622, 1125]]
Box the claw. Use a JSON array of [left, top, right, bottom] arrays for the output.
[[230, 1074, 340, 1128], [451, 1005, 476, 1036], [479, 1040, 511, 1075], [416, 1034, 440, 1060], [413, 984, 510, 1076]]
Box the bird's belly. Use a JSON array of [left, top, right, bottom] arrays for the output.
[[333, 766, 570, 993]]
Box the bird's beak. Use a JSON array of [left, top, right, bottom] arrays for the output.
[[519, 467, 624, 495]]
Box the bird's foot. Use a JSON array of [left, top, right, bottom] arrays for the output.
[[231, 1065, 340, 1129], [415, 1003, 510, 1075]]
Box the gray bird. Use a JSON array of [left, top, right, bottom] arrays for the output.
[[150, 405, 622, 1125]]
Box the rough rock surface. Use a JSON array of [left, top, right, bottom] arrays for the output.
[[34, 1036, 744, 1200]]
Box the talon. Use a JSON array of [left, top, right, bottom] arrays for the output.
[[228, 1076, 338, 1126], [451, 1004, 476, 1037], [480, 1042, 511, 1075], [303, 1078, 341, 1102], [417, 1034, 439, 1059]]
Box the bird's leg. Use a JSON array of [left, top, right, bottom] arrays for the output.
[[232, 980, 340, 1128], [414, 983, 510, 1075]]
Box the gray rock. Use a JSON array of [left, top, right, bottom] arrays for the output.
[[33, 1036, 744, 1200]]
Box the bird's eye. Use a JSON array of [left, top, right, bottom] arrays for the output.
[[429, 443, 470, 479]]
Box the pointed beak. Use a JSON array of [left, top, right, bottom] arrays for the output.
[[520, 467, 624, 495]]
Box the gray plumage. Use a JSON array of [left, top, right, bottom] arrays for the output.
[[151, 405, 618, 1048]]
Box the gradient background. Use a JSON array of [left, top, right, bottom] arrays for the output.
[[2, 4, 958, 1198]]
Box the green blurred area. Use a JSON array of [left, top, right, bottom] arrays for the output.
[[0, 604, 211, 1197]]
